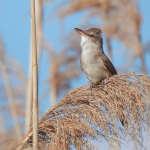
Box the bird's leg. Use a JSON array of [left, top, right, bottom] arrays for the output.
[[102, 78, 107, 84], [87, 81, 93, 90]]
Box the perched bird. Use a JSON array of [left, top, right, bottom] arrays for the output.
[[74, 27, 125, 126], [74, 28, 117, 85]]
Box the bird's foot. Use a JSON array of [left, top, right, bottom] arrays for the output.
[[102, 79, 107, 84]]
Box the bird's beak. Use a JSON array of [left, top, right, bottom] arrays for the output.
[[74, 28, 89, 37]]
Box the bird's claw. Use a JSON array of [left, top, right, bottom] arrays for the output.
[[102, 79, 107, 84]]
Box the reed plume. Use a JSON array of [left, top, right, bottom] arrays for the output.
[[17, 72, 150, 150]]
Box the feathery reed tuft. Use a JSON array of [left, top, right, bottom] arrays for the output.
[[21, 73, 150, 150]]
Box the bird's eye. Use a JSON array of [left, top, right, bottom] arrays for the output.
[[91, 35, 94, 37]]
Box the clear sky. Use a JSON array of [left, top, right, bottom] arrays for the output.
[[0, 0, 150, 149]]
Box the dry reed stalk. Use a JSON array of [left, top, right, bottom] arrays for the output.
[[50, 83, 57, 107], [17, 73, 150, 150], [137, 33, 146, 74], [25, 47, 33, 133], [0, 37, 22, 140], [36, 0, 43, 62], [0, 115, 6, 138], [26, 0, 43, 133], [0, 136, 20, 150], [16, 132, 33, 150], [102, 0, 113, 61], [31, 0, 38, 149]]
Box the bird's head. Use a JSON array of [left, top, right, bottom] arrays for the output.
[[74, 28, 103, 49]]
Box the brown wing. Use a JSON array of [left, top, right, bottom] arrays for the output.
[[100, 53, 117, 75]]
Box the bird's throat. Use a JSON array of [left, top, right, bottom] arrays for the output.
[[80, 36, 103, 54]]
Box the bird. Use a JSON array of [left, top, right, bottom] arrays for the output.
[[74, 27, 125, 126], [74, 28, 117, 85]]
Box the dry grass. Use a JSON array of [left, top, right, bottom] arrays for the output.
[[0, 136, 20, 150], [20, 72, 150, 150]]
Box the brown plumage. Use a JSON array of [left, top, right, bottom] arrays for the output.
[[99, 53, 117, 75]]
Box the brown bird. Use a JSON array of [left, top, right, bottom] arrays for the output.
[[74, 28, 117, 84], [75, 27, 125, 126]]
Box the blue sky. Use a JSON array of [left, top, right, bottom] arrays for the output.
[[0, 0, 149, 75], [0, 0, 150, 149]]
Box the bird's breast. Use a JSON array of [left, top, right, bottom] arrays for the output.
[[81, 48, 109, 84]]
